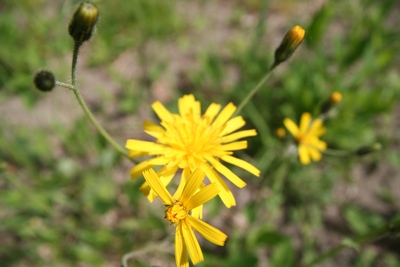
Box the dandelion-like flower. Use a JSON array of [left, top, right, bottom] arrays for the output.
[[284, 112, 327, 164], [143, 168, 227, 267], [126, 94, 260, 207]]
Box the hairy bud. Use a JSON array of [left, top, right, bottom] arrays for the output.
[[273, 25, 305, 68], [33, 70, 56, 92], [68, 2, 99, 44]]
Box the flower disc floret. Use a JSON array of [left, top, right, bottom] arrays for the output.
[[166, 202, 187, 223]]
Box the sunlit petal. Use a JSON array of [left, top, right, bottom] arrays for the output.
[[181, 220, 204, 265], [186, 183, 220, 210], [187, 216, 227, 246], [142, 169, 174, 205], [283, 118, 300, 136], [175, 225, 189, 267], [180, 168, 205, 204], [221, 155, 260, 176], [299, 112, 312, 134]]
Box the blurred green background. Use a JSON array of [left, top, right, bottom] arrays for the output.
[[1, 0, 400, 266]]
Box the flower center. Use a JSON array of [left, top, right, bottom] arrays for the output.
[[161, 111, 224, 169], [165, 202, 187, 223]]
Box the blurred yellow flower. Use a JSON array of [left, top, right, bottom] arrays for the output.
[[143, 168, 227, 267], [126, 94, 260, 207], [284, 112, 327, 164]]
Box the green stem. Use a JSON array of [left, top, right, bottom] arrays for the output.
[[307, 218, 400, 266], [56, 81, 75, 90], [322, 148, 352, 157], [234, 69, 274, 117], [70, 42, 134, 161]]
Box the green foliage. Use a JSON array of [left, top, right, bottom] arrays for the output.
[[2, 0, 400, 266]]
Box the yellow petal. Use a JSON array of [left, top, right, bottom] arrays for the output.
[[205, 155, 246, 188], [187, 216, 227, 246], [219, 141, 248, 151], [221, 155, 260, 176], [181, 220, 204, 265], [298, 144, 311, 165], [203, 103, 221, 122], [201, 164, 236, 208], [175, 226, 189, 267], [180, 168, 205, 205], [142, 169, 174, 205], [146, 170, 176, 202], [186, 183, 220, 211], [173, 168, 190, 200], [143, 120, 165, 139], [308, 147, 322, 162], [221, 129, 257, 143], [191, 205, 203, 219], [125, 139, 164, 153], [128, 150, 148, 158], [299, 112, 312, 134], [283, 118, 300, 137], [129, 157, 169, 179], [220, 116, 245, 136], [152, 101, 174, 122], [179, 95, 201, 118], [308, 118, 326, 137], [212, 102, 236, 128]]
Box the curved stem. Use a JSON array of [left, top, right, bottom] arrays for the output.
[[234, 68, 274, 117], [70, 42, 135, 162], [306, 217, 400, 266], [121, 239, 170, 267]]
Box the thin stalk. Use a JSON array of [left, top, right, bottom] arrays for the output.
[[70, 41, 135, 162], [56, 81, 75, 90], [234, 69, 274, 117], [121, 239, 170, 267]]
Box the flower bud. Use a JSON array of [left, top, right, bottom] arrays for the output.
[[275, 127, 286, 139], [273, 25, 305, 68], [68, 2, 99, 44], [330, 91, 342, 104], [355, 143, 382, 156], [33, 70, 56, 92], [320, 91, 343, 114]]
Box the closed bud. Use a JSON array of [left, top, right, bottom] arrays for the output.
[[68, 2, 99, 44], [320, 91, 343, 114], [33, 70, 56, 92], [355, 143, 382, 156], [273, 25, 305, 68], [330, 91, 342, 104], [275, 127, 286, 139]]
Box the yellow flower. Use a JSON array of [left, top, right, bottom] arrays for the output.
[[283, 112, 327, 164], [126, 94, 260, 207], [143, 168, 227, 267]]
